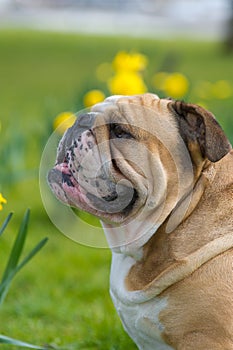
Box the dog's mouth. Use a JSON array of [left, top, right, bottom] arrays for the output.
[[47, 119, 139, 223], [48, 163, 138, 223]]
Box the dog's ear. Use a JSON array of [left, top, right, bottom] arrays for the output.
[[169, 101, 232, 162]]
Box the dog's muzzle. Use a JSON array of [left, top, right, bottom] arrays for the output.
[[48, 112, 137, 220]]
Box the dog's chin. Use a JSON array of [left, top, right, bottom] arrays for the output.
[[48, 165, 139, 224]]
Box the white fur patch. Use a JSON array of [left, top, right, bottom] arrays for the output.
[[110, 252, 174, 350]]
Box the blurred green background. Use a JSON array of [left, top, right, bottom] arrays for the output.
[[0, 28, 232, 349]]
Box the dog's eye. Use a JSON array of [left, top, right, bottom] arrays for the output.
[[110, 124, 133, 139]]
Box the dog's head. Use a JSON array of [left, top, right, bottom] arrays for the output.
[[48, 94, 231, 229]]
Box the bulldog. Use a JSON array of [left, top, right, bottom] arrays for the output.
[[48, 93, 233, 350]]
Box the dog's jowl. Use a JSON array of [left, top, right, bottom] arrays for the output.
[[48, 93, 233, 350]]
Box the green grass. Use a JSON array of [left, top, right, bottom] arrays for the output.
[[0, 29, 233, 349]]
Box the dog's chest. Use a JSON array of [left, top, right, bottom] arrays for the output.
[[110, 252, 174, 350]]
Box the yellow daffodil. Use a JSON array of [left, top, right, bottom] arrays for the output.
[[83, 89, 105, 107], [211, 80, 232, 99], [53, 112, 76, 134], [108, 71, 147, 95], [112, 51, 148, 73], [163, 73, 189, 99], [0, 193, 7, 211]]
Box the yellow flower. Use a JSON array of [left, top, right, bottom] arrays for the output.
[[83, 90, 105, 108], [108, 71, 147, 95], [53, 112, 76, 134], [163, 73, 189, 98], [0, 193, 7, 211], [211, 80, 232, 99], [112, 51, 148, 72]]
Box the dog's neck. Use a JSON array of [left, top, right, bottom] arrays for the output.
[[102, 216, 161, 261]]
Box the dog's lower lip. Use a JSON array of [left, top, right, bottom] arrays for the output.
[[102, 192, 118, 202], [86, 187, 138, 215]]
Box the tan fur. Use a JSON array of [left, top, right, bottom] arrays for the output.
[[115, 95, 233, 348], [124, 133, 233, 347], [160, 248, 233, 349]]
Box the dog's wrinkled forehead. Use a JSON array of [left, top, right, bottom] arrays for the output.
[[56, 94, 172, 164], [77, 93, 168, 132], [90, 94, 171, 130]]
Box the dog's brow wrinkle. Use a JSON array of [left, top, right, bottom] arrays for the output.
[[158, 99, 162, 111], [139, 96, 144, 105], [151, 98, 156, 107]]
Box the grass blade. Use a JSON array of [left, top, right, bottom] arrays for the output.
[[15, 237, 48, 275], [0, 334, 48, 349], [0, 271, 15, 303], [0, 209, 48, 306], [1, 209, 30, 282], [0, 237, 48, 305], [0, 212, 13, 237]]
